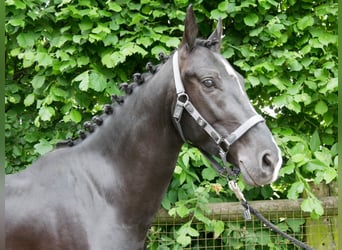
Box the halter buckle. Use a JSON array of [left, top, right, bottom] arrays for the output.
[[173, 93, 189, 121]]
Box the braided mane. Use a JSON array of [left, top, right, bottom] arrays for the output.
[[56, 38, 215, 148], [55, 52, 170, 148]]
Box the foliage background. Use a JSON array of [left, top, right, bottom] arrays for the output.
[[5, 0, 337, 248]]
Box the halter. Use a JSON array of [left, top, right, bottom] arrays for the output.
[[172, 51, 265, 176]]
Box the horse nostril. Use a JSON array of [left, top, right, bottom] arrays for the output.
[[262, 153, 274, 170], [260, 151, 282, 184]]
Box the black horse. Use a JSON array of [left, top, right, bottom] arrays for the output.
[[5, 6, 282, 250]]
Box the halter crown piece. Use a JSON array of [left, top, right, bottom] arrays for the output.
[[171, 51, 265, 174]]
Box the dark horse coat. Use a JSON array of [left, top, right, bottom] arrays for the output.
[[5, 6, 282, 250]]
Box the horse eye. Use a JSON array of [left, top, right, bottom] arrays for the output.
[[202, 79, 215, 88]]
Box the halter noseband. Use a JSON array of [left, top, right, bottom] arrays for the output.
[[172, 51, 265, 173]]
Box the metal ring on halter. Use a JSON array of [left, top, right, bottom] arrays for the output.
[[177, 93, 189, 104]]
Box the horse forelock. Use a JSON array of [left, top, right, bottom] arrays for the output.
[[194, 38, 219, 50]]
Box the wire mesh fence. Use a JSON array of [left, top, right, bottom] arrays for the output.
[[147, 197, 338, 249]]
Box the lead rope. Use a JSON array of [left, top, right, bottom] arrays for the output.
[[227, 178, 315, 250], [202, 148, 314, 249]]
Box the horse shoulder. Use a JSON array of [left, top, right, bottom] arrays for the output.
[[5, 147, 121, 249]]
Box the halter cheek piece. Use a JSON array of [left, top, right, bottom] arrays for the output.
[[172, 51, 265, 176]]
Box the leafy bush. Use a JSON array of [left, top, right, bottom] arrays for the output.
[[5, 0, 337, 248]]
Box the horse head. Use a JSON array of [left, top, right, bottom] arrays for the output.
[[172, 6, 282, 186]]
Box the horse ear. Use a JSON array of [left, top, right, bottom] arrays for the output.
[[181, 5, 198, 52], [207, 18, 222, 53]]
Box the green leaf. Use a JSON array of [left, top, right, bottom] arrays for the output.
[[279, 162, 295, 176], [297, 16, 314, 30], [161, 195, 171, 210], [7, 94, 21, 104], [325, 78, 338, 92], [103, 34, 119, 47], [202, 167, 217, 181], [174, 165, 182, 175], [92, 24, 111, 34], [24, 93, 35, 106], [120, 42, 147, 57], [294, 93, 311, 105], [34, 139, 53, 155], [210, 9, 227, 20], [318, 33, 337, 46], [128, 2, 140, 10], [304, 160, 324, 173], [79, 20, 93, 31], [165, 37, 180, 48], [51, 86, 68, 98], [61, 102, 72, 114], [287, 83, 301, 95], [261, 185, 273, 198], [310, 130, 321, 152], [8, 19, 25, 27], [70, 109, 82, 123], [286, 218, 305, 233], [314, 100, 328, 115], [255, 230, 271, 245], [17, 32, 38, 48], [292, 153, 305, 163], [194, 208, 211, 224], [36, 52, 53, 67], [270, 77, 286, 91], [176, 234, 191, 247], [249, 26, 263, 36], [247, 75, 260, 86], [273, 94, 290, 107], [151, 46, 168, 57], [181, 153, 189, 167], [314, 151, 332, 167], [101, 50, 115, 68], [8, 0, 26, 9], [301, 197, 324, 217], [31, 75, 46, 90], [137, 36, 153, 48], [322, 114, 335, 128], [89, 33, 106, 42], [222, 47, 234, 59], [176, 204, 189, 218], [184, 226, 199, 237], [129, 13, 145, 26], [89, 71, 107, 92], [212, 220, 225, 239], [73, 71, 89, 91], [288, 59, 303, 71], [76, 56, 89, 66], [323, 167, 337, 183], [267, 23, 285, 38], [276, 222, 289, 232], [21, 50, 35, 68], [39, 106, 55, 121], [24, 131, 40, 143], [287, 181, 304, 200], [244, 13, 259, 27]]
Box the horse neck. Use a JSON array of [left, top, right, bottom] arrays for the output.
[[81, 59, 182, 176]]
